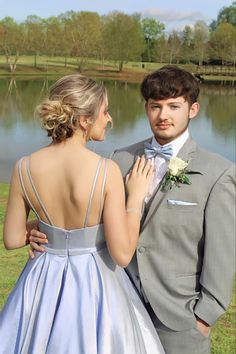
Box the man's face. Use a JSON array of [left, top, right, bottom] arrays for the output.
[[145, 97, 199, 145]]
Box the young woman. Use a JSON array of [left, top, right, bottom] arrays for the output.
[[0, 74, 164, 353]]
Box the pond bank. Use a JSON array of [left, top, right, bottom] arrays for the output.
[[0, 63, 235, 85]]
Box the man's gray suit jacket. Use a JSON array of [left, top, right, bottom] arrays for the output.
[[112, 136, 235, 331]]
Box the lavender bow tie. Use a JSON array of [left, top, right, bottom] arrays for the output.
[[144, 142, 173, 160]]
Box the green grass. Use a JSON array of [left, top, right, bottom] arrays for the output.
[[0, 182, 235, 352], [0, 56, 235, 83]]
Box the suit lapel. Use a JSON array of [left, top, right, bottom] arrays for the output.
[[141, 136, 198, 231], [176, 136, 197, 162]]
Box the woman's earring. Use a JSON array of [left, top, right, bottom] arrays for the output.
[[106, 120, 113, 131]]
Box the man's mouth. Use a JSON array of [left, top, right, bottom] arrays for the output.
[[157, 123, 172, 129]]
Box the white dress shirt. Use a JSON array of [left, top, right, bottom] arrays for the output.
[[145, 129, 190, 201]]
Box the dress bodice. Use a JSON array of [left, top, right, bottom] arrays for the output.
[[39, 220, 106, 256]]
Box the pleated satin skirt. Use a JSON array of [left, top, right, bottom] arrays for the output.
[[0, 221, 164, 354]]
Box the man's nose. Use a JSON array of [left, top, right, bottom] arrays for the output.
[[158, 106, 169, 120]]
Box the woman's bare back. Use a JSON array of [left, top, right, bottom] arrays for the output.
[[21, 143, 108, 229]]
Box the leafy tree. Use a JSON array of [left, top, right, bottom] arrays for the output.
[[65, 11, 102, 72], [44, 17, 62, 57], [58, 12, 76, 67], [210, 23, 236, 65], [181, 25, 194, 63], [141, 18, 165, 62], [217, 1, 236, 26], [103, 12, 145, 71], [24, 15, 45, 67], [152, 35, 168, 63], [167, 30, 182, 64], [0, 17, 26, 72], [193, 20, 210, 65]]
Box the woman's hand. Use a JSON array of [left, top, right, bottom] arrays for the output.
[[125, 156, 154, 204], [28, 229, 48, 259]]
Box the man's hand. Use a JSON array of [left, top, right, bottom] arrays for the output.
[[28, 229, 48, 259], [196, 317, 211, 337]]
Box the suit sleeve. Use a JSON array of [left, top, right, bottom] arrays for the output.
[[194, 164, 236, 325]]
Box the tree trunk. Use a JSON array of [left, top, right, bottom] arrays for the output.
[[5, 52, 19, 73], [11, 53, 19, 73], [147, 38, 150, 62], [77, 58, 84, 72], [5, 53, 12, 72], [34, 52, 37, 68], [118, 60, 123, 72]]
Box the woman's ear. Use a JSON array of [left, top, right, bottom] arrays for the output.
[[79, 116, 92, 129]]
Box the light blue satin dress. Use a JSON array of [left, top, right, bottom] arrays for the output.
[[0, 157, 165, 354]]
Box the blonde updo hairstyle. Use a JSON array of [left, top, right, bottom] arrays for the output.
[[37, 74, 107, 142]]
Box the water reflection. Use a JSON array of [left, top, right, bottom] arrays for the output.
[[106, 81, 145, 131], [0, 78, 235, 182], [200, 85, 236, 138], [0, 78, 52, 125]]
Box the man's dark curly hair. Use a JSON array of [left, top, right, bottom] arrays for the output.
[[141, 65, 200, 105]]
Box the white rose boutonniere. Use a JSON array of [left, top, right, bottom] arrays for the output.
[[162, 157, 202, 190]]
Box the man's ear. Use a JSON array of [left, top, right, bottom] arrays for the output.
[[189, 102, 200, 120]]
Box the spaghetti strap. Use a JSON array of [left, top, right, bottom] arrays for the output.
[[26, 157, 54, 226], [83, 158, 103, 228], [18, 158, 40, 220], [97, 158, 109, 223]]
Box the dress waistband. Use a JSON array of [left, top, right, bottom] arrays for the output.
[[43, 241, 107, 256]]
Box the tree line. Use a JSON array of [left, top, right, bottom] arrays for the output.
[[0, 1, 235, 73]]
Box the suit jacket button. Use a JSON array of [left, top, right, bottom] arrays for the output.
[[138, 246, 146, 254]]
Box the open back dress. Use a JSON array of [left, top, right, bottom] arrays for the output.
[[0, 156, 165, 354]]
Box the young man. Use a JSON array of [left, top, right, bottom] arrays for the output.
[[29, 66, 235, 354], [111, 66, 235, 354]]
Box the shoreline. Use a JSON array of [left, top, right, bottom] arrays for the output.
[[0, 64, 235, 85]]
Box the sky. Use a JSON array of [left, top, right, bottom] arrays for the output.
[[0, 0, 233, 31]]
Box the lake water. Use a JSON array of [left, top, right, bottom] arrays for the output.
[[0, 77, 235, 182]]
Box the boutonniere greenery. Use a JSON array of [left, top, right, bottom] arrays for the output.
[[162, 157, 202, 190]]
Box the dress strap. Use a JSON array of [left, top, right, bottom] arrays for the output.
[[25, 157, 54, 225], [18, 157, 40, 220], [97, 158, 109, 223], [83, 158, 104, 228]]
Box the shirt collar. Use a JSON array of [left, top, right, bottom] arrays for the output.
[[151, 129, 189, 157]]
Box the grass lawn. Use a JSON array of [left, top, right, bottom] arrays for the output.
[[0, 182, 235, 352], [0, 56, 235, 84]]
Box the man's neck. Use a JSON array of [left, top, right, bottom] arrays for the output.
[[153, 129, 189, 157]]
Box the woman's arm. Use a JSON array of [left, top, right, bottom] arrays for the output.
[[103, 156, 153, 267], [3, 161, 30, 249]]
